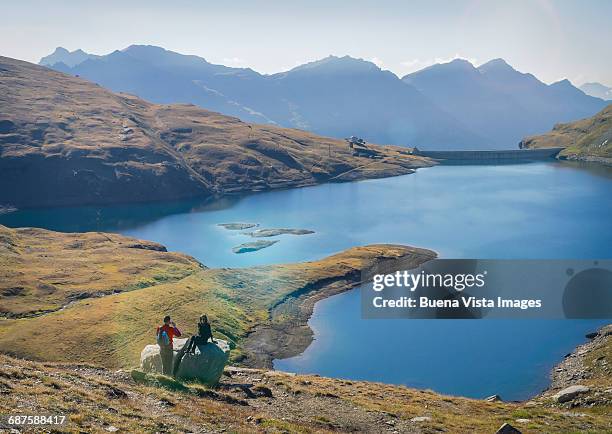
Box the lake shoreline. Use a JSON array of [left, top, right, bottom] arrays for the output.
[[264, 279, 610, 403], [260, 253, 611, 404], [538, 324, 611, 404], [240, 245, 437, 368], [560, 154, 612, 167]]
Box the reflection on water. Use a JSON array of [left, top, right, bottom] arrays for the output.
[[3, 161, 611, 269], [0, 196, 240, 234], [553, 159, 612, 180]]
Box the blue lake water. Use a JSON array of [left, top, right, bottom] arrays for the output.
[[2, 161, 611, 400]]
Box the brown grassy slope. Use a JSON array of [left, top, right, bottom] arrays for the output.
[[0, 225, 203, 317], [520, 104, 612, 163], [2, 355, 610, 434], [0, 225, 433, 368], [0, 57, 210, 207], [0, 56, 432, 208]]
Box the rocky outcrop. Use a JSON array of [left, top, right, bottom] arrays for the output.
[[140, 338, 230, 386], [553, 385, 590, 403], [245, 228, 315, 238], [232, 240, 278, 254], [218, 223, 259, 230], [594, 324, 612, 337]]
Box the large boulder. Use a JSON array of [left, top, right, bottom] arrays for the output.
[[140, 338, 230, 386], [553, 385, 590, 403]]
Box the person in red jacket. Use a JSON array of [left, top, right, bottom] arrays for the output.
[[156, 315, 182, 375]]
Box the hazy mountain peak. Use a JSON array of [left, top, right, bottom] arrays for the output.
[[39, 47, 99, 67], [433, 58, 475, 71], [124, 44, 161, 51], [549, 79, 602, 100], [580, 82, 612, 100], [477, 58, 517, 74], [582, 81, 608, 88], [122, 44, 175, 56], [448, 58, 474, 66], [121, 44, 208, 62], [405, 58, 477, 79], [402, 58, 479, 84], [112, 44, 247, 75], [550, 78, 574, 88], [286, 55, 380, 75], [480, 58, 509, 66]]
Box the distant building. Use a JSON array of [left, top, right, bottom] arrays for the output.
[[346, 136, 367, 149], [345, 136, 382, 159]]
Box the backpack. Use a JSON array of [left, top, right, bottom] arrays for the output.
[[157, 328, 170, 347]]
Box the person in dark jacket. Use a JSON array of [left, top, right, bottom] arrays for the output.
[[156, 315, 182, 376], [173, 314, 215, 377]]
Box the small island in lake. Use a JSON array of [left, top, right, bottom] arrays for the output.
[[218, 223, 259, 230], [245, 228, 315, 238], [232, 240, 279, 254]]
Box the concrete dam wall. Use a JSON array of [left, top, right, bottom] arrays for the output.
[[413, 147, 563, 162]]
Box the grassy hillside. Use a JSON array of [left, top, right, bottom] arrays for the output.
[[520, 104, 612, 164], [1, 226, 609, 432], [0, 225, 433, 368], [0, 56, 432, 208], [0, 225, 203, 317], [2, 349, 611, 433]]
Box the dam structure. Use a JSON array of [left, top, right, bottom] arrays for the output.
[[412, 147, 564, 163]]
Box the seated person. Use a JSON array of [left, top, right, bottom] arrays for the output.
[[173, 314, 215, 377]]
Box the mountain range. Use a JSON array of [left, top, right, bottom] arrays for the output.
[[41, 46, 608, 150], [40, 47, 101, 68], [403, 58, 607, 148], [0, 56, 428, 208]]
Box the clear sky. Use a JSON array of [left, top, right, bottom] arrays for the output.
[[2, 0, 611, 85]]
